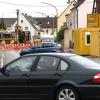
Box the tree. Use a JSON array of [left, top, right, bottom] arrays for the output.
[[0, 17, 6, 30], [56, 28, 64, 42]]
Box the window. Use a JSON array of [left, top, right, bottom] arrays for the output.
[[6, 56, 36, 73], [58, 60, 69, 71], [69, 55, 100, 70], [25, 27, 28, 30], [85, 32, 90, 45], [36, 56, 60, 71], [21, 20, 23, 23]]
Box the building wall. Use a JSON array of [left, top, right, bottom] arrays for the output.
[[11, 21, 17, 32], [57, 3, 74, 31], [42, 28, 56, 35], [70, 8, 78, 29], [64, 0, 94, 50], [18, 14, 39, 42], [64, 29, 73, 50], [78, 0, 93, 28]]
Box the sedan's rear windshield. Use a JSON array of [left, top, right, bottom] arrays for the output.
[[69, 56, 100, 69]]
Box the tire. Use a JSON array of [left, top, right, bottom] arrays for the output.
[[56, 85, 80, 100]]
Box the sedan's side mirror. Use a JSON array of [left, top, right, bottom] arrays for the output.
[[0, 68, 4, 73], [0, 68, 6, 76], [0, 67, 9, 76]]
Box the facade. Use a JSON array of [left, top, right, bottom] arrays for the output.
[[2, 15, 57, 39], [17, 13, 41, 42], [64, 0, 94, 50], [76, 0, 93, 28], [2, 14, 41, 42], [67, 0, 93, 29], [34, 17, 57, 35], [57, 2, 74, 31]]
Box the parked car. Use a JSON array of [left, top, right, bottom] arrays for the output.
[[20, 43, 63, 56], [0, 53, 100, 100]]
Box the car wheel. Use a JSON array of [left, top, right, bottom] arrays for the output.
[[56, 85, 80, 100]]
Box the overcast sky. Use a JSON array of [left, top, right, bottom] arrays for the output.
[[0, 0, 72, 18]]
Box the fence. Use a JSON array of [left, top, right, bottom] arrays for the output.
[[2, 43, 32, 51]]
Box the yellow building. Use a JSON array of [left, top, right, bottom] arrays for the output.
[[74, 28, 100, 56], [91, 30, 100, 57], [74, 28, 90, 55]]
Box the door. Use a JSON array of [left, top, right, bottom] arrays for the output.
[[0, 55, 37, 99], [27, 55, 65, 100]]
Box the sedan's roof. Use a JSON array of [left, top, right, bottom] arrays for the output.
[[22, 53, 76, 58]]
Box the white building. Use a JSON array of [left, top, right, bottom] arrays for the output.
[[70, 0, 94, 29], [17, 13, 41, 42], [3, 14, 57, 42], [3, 13, 42, 42], [64, 0, 94, 50]]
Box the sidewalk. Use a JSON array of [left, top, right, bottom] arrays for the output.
[[65, 49, 100, 64], [85, 56, 100, 64]]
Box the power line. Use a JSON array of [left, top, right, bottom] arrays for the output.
[[0, 1, 67, 7]]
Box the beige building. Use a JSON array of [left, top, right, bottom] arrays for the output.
[[57, 2, 74, 31], [57, 1, 75, 51]]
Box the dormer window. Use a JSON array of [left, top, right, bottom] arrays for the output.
[[21, 20, 23, 23]]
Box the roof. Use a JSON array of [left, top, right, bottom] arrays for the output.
[[34, 17, 57, 28], [1, 18, 17, 27], [22, 53, 76, 58], [58, 3, 74, 18], [75, 0, 85, 8], [22, 14, 40, 31], [1, 16, 57, 30]]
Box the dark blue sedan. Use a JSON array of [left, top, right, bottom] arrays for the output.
[[20, 43, 63, 56]]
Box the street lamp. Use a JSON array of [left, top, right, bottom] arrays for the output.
[[36, 12, 49, 34], [36, 12, 48, 17], [41, 2, 58, 33]]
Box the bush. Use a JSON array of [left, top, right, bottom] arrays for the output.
[[56, 28, 64, 42]]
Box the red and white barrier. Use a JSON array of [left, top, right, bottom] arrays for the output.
[[2, 43, 32, 51]]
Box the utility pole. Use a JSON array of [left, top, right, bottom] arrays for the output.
[[92, 0, 96, 13], [67, 0, 76, 4], [16, 9, 20, 43], [17, 9, 19, 25]]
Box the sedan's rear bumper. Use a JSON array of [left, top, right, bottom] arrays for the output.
[[77, 85, 100, 100]]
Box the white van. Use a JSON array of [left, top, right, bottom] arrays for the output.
[[41, 35, 55, 43]]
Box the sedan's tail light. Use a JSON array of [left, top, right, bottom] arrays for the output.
[[93, 73, 100, 83]]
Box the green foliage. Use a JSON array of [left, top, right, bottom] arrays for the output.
[[56, 28, 64, 42]]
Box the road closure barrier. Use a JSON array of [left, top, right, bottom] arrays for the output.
[[2, 43, 32, 51]]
